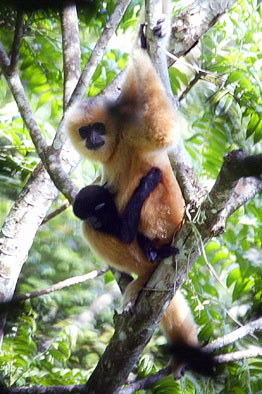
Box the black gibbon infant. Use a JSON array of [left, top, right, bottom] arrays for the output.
[[73, 168, 178, 262]]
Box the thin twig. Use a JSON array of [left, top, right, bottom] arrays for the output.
[[205, 317, 262, 352], [68, 0, 132, 106], [119, 366, 172, 394], [9, 10, 24, 74], [0, 268, 109, 315], [215, 347, 262, 364], [14, 268, 109, 302], [41, 201, 70, 225], [178, 71, 204, 102]]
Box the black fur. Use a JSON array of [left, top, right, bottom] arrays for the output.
[[73, 167, 179, 261], [137, 232, 178, 262], [167, 342, 217, 377], [78, 123, 105, 150], [74, 167, 162, 243]]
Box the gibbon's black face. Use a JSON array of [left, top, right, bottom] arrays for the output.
[[78, 122, 106, 150]]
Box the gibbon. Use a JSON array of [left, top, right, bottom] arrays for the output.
[[65, 19, 214, 377]]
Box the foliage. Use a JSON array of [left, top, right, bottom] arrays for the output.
[[1, 0, 262, 393]]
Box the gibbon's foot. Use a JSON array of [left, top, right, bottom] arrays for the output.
[[123, 276, 148, 314], [168, 342, 216, 378], [152, 17, 168, 38], [123, 299, 136, 315], [137, 232, 179, 263], [141, 17, 168, 48], [140, 22, 147, 49]]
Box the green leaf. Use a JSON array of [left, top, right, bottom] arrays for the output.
[[49, 349, 66, 363], [226, 70, 244, 84], [227, 268, 241, 288], [58, 342, 71, 359], [210, 90, 228, 107], [37, 91, 54, 109], [254, 120, 262, 143], [247, 112, 260, 138], [105, 270, 114, 284]]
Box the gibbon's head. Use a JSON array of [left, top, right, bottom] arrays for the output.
[[64, 97, 118, 163]]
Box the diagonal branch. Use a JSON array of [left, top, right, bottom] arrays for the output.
[[202, 150, 262, 236], [67, 0, 132, 107], [170, 0, 238, 60], [15, 268, 108, 302], [0, 42, 48, 158], [208, 150, 262, 212], [119, 367, 172, 394], [215, 347, 262, 364], [52, 0, 132, 152], [223, 176, 262, 218], [41, 202, 70, 224], [145, 0, 204, 206], [206, 317, 262, 352]]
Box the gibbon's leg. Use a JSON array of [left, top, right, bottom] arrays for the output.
[[73, 167, 162, 243]]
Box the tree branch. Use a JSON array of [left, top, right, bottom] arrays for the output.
[[68, 0, 132, 107], [41, 202, 70, 225], [144, 0, 205, 206], [206, 317, 262, 352], [145, 0, 173, 99], [170, 0, 238, 60], [50, 0, 132, 200], [60, 1, 81, 110], [1, 384, 86, 394], [0, 11, 79, 204], [0, 164, 58, 345], [119, 366, 171, 394], [13, 268, 108, 303], [0, 42, 48, 158], [202, 150, 262, 236], [0, 268, 109, 315], [9, 10, 24, 74], [208, 150, 262, 211], [224, 176, 262, 218], [215, 347, 262, 364]]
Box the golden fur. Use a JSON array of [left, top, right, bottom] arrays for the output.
[[65, 48, 198, 376]]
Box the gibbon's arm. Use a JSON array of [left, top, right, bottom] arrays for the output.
[[118, 47, 180, 152], [74, 167, 162, 244]]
